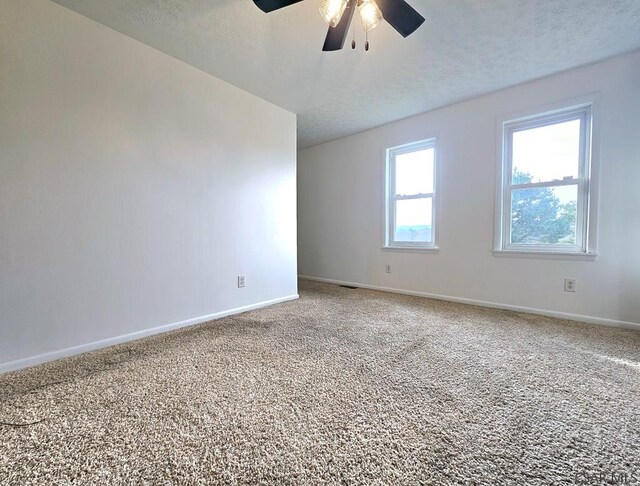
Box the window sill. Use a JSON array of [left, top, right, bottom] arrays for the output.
[[492, 249, 597, 261], [382, 246, 439, 254]]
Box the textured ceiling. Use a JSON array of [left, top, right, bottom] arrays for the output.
[[51, 0, 640, 148]]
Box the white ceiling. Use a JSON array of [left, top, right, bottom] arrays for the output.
[[51, 0, 640, 149]]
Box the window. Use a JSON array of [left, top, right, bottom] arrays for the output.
[[385, 139, 437, 249], [497, 104, 594, 254]]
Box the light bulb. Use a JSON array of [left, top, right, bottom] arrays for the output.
[[319, 0, 349, 28], [359, 0, 382, 32]]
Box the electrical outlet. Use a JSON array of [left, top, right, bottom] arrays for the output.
[[564, 278, 576, 292], [237, 275, 246, 288], [385, 264, 391, 274]]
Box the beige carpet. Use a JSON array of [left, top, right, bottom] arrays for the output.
[[1, 280, 639, 485]]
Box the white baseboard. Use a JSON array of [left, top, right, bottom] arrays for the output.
[[0, 294, 299, 375], [299, 275, 640, 332]]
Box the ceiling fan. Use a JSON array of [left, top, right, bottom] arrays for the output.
[[253, 0, 425, 52]]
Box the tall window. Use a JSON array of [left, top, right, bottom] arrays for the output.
[[386, 139, 437, 249], [498, 104, 593, 253]]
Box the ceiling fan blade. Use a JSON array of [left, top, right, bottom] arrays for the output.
[[322, 1, 356, 51], [376, 0, 425, 38], [253, 0, 304, 13]]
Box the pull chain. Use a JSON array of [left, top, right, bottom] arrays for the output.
[[352, 13, 356, 49]]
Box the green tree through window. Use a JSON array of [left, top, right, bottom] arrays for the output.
[[510, 169, 577, 245]]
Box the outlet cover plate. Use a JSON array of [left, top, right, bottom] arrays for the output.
[[564, 278, 576, 292]]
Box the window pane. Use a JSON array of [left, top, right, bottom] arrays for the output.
[[512, 119, 580, 184], [395, 148, 434, 196], [395, 198, 432, 243], [510, 184, 578, 245]]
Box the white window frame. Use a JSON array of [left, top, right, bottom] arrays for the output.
[[384, 139, 438, 250], [495, 102, 597, 257]]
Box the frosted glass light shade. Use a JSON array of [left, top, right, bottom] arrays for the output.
[[359, 0, 382, 31], [319, 0, 349, 28]]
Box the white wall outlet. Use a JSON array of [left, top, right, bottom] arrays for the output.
[[564, 278, 576, 292], [385, 264, 391, 274], [237, 275, 246, 288]]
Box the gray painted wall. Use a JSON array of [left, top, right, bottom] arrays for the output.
[[0, 0, 298, 371]]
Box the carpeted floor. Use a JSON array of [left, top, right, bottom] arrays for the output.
[[1, 280, 639, 485]]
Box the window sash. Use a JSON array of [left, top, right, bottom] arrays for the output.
[[386, 140, 437, 248], [391, 195, 435, 246], [391, 192, 435, 201], [501, 105, 591, 253]]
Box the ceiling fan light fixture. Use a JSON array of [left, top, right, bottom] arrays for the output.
[[359, 0, 383, 32], [253, 0, 426, 52], [319, 0, 349, 28]]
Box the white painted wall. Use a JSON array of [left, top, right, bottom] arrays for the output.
[[298, 51, 640, 327], [0, 0, 297, 371]]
